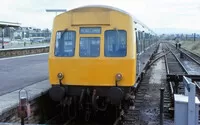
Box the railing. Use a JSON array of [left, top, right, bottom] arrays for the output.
[[0, 45, 49, 51], [0, 45, 49, 58]]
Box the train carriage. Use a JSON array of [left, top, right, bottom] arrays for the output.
[[48, 5, 157, 115]]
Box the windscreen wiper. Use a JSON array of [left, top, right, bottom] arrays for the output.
[[60, 28, 68, 39]]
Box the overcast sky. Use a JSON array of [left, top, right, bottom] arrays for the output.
[[0, 0, 200, 34]]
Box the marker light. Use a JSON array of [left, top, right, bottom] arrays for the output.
[[57, 73, 64, 80], [115, 73, 122, 81]]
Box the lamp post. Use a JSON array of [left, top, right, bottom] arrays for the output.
[[45, 9, 66, 41], [45, 9, 67, 16], [1, 27, 4, 49]]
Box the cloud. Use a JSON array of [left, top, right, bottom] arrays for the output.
[[0, 0, 200, 34]]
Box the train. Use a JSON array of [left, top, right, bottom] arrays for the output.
[[48, 5, 158, 119]]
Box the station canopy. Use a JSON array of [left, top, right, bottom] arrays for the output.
[[0, 21, 21, 28]]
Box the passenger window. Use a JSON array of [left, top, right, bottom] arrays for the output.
[[79, 37, 100, 57], [136, 32, 139, 53], [55, 31, 76, 57], [104, 30, 127, 57], [138, 31, 141, 40]]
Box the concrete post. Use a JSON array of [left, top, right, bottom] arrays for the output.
[[188, 82, 196, 125]]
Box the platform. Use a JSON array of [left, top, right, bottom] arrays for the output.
[[0, 80, 50, 117]]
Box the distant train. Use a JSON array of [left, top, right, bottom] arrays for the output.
[[48, 5, 158, 118]]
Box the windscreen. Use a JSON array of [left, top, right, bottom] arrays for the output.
[[79, 37, 100, 57], [55, 31, 76, 57], [104, 30, 127, 57]]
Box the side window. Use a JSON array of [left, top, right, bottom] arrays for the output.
[[138, 31, 141, 40], [136, 31, 139, 53], [139, 31, 142, 53], [141, 32, 144, 51], [141, 32, 143, 40], [136, 31, 138, 41], [145, 33, 147, 49], [79, 37, 100, 57], [147, 33, 149, 46], [104, 30, 127, 57], [150, 35, 152, 45], [55, 31, 76, 57]]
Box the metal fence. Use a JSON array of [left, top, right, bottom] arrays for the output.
[[0, 41, 49, 50]]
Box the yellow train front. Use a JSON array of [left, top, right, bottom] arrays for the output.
[[48, 5, 156, 116]]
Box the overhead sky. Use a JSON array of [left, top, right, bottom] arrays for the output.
[[0, 0, 200, 34]]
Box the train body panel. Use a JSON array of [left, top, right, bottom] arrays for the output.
[[49, 58, 135, 86], [49, 6, 137, 87]]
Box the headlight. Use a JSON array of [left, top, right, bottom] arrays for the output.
[[115, 73, 122, 81], [57, 73, 64, 80]]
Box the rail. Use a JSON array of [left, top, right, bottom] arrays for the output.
[[182, 47, 200, 59], [168, 43, 200, 91], [180, 50, 200, 65], [171, 42, 200, 60], [170, 50, 188, 73], [164, 43, 200, 121], [165, 43, 188, 95], [169, 43, 200, 66], [164, 43, 189, 112], [165, 43, 188, 74]]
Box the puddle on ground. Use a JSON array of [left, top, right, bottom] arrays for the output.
[[149, 59, 166, 84]]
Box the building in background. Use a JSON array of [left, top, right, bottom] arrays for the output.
[[0, 26, 51, 42], [13, 27, 51, 41]]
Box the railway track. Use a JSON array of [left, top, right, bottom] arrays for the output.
[[121, 76, 150, 125], [168, 43, 200, 75], [180, 47, 200, 65], [164, 42, 200, 122], [119, 46, 160, 125], [118, 43, 174, 125], [162, 43, 187, 119]]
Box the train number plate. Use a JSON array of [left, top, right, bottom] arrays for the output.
[[80, 27, 101, 34]]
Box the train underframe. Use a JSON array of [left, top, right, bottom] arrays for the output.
[[49, 85, 134, 121]]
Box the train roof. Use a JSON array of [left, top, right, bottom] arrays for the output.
[[59, 5, 156, 35]]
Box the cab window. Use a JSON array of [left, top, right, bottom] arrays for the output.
[[55, 31, 76, 57], [104, 30, 127, 57], [79, 37, 100, 57]]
